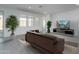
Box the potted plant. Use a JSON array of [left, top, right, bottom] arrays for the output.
[[47, 20, 52, 33], [6, 15, 19, 36]]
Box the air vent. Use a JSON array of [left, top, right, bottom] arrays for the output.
[[39, 5, 43, 8]]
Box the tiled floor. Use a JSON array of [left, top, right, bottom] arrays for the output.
[[63, 44, 77, 54], [0, 35, 78, 54], [0, 38, 40, 54]]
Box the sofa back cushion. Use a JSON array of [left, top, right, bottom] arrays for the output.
[[27, 32, 58, 52]]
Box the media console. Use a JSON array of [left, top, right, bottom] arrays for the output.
[[53, 28, 74, 35]]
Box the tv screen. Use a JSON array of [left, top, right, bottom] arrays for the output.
[[58, 20, 70, 29]]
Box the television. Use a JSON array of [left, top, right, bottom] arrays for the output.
[[57, 20, 70, 29]]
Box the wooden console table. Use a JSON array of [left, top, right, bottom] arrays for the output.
[[53, 28, 74, 35]]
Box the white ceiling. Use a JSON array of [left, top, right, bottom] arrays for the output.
[[0, 4, 79, 15]]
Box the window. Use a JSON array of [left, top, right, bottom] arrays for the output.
[[28, 17, 33, 27], [0, 15, 3, 30], [19, 17, 27, 27], [43, 19, 46, 28], [42, 16, 46, 28]]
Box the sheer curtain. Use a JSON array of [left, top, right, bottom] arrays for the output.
[[0, 13, 3, 31]]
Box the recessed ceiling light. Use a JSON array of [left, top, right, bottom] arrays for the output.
[[75, 4, 79, 6], [28, 6, 32, 9]]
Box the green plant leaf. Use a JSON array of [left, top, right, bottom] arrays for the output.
[[6, 15, 19, 35]]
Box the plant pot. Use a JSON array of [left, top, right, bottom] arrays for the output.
[[47, 28, 50, 33], [10, 35, 15, 40]]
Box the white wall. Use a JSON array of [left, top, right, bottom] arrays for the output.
[[51, 8, 79, 37], [0, 7, 45, 38], [1, 6, 79, 37]]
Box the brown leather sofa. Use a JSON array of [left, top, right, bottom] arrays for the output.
[[25, 32, 65, 54]]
